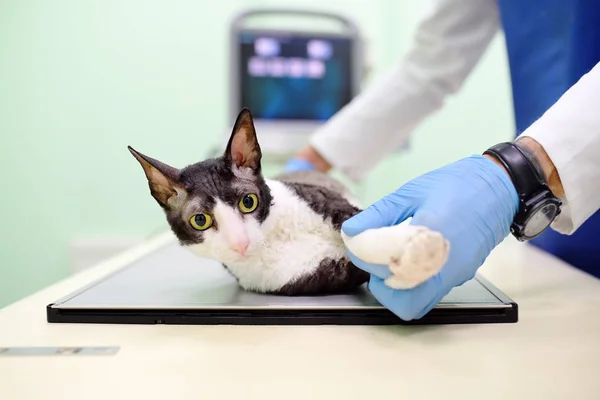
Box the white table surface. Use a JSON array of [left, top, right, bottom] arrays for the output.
[[1, 232, 599, 400]]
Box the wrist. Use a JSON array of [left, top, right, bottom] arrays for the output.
[[514, 136, 565, 198], [296, 146, 333, 173], [483, 154, 512, 180], [477, 155, 520, 211]]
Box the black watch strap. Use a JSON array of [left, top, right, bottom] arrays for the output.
[[484, 141, 561, 241], [483, 142, 546, 199]]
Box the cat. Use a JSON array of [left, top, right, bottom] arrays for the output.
[[128, 108, 449, 296]]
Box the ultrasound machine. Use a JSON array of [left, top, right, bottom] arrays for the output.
[[221, 8, 366, 159]]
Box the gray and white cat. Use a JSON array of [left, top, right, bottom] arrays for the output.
[[129, 109, 449, 296]]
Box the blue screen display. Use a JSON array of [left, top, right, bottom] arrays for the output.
[[239, 32, 353, 121]]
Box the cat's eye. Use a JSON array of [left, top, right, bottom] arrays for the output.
[[239, 194, 258, 213], [189, 213, 213, 231]]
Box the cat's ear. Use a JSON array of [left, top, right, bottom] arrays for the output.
[[128, 146, 187, 210], [224, 108, 262, 173]]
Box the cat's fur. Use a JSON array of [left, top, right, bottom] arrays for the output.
[[129, 108, 450, 296]]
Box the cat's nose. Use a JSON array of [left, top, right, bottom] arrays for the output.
[[231, 238, 250, 256]]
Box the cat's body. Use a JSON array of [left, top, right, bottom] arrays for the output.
[[129, 109, 449, 296], [189, 175, 368, 295]]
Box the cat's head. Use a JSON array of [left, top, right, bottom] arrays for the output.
[[128, 108, 273, 264]]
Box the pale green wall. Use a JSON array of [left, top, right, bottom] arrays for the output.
[[0, 0, 513, 307]]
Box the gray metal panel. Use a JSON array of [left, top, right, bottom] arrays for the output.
[[52, 242, 509, 311]]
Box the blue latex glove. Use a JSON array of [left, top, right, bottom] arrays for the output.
[[284, 158, 316, 172], [341, 155, 519, 321]]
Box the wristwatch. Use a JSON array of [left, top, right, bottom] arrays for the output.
[[483, 141, 562, 241]]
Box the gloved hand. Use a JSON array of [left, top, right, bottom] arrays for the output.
[[341, 155, 519, 321], [283, 158, 317, 172]]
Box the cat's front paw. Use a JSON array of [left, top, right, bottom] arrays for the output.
[[384, 227, 449, 289], [341, 223, 450, 290]]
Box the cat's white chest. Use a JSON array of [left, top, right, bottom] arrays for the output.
[[222, 180, 347, 292]]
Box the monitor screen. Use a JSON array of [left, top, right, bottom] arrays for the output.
[[238, 32, 354, 121]]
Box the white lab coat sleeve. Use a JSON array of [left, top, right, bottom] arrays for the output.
[[308, 0, 500, 182], [520, 62, 600, 235]]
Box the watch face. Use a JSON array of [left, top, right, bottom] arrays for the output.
[[524, 203, 558, 238]]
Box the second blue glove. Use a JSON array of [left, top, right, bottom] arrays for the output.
[[283, 158, 316, 173]]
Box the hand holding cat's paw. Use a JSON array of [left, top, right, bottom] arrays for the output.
[[341, 156, 519, 321], [341, 224, 449, 290]]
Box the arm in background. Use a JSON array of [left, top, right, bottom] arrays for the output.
[[296, 0, 500, 181]]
